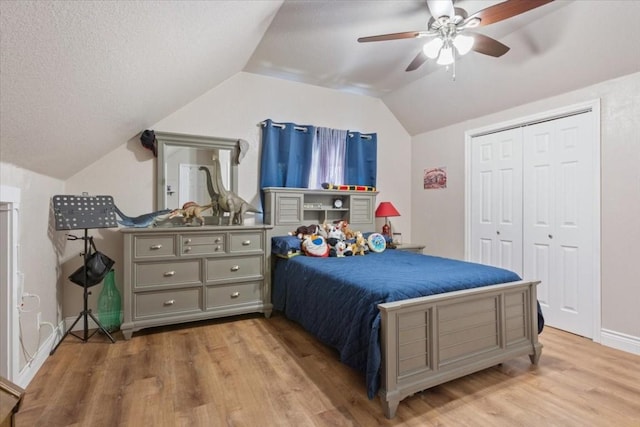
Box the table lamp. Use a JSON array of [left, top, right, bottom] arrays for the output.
[[375, 202, 400, 237]]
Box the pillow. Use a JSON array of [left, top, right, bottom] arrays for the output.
[[271, 235, 301, 256]]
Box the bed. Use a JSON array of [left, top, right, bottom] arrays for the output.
[[271, 238, 542, 418]]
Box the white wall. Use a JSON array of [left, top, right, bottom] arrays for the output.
[[411, 72, 640, 342], [154, 72, 412, 230], [0, 162, 65, 381], [64, 72, 411, 317]]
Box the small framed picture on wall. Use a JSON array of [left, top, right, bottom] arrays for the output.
[[424, 167, 447, 189]]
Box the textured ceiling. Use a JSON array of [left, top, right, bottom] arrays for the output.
[[1, 1, 639, 179], [0, 1, 282, 179]]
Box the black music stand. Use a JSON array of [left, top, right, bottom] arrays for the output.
[[50, 195, 119, 355]]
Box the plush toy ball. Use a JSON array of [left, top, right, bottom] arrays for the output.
[[367, 233, 386, 253], [302, 235, 329, 257]]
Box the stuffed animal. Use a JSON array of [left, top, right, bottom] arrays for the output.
[[301, 235, 329, 257], [334, 240, 348, 257], [351, 231, 368, 256], [336, 220, 356, 240], [290, 224, 323, 240], [325, 223, 345, 243]]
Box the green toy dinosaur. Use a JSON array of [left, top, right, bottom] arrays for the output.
[[199, 161, 260, 225]]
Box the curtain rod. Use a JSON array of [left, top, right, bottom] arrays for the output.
[[259, 121, 372, 139], [349, 133, 372, 140], [259, 121, 308, 132]]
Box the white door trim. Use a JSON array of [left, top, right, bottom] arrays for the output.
[[464, 99, 601, 343], [0, 185, 21, 381]]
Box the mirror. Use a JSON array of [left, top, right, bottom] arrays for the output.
[[156, 132, 239, 213]]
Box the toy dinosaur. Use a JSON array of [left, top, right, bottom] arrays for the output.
[[113, 205, 171, 228], [199, 166, 222, 224], [168, 202, 212, 226], [200, 158, 261, 225]]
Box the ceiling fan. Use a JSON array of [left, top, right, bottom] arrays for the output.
[[358, 0, 554, 72]]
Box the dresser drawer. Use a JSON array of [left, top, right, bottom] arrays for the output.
[[229, 232, 263, 253], [206, 281, 262, 309], [134, 235, 176, 258], [134, 260, 201, 288], [206, 256, 263, 283], [134, 288, 201, 318], [181, 233, 226, 256]]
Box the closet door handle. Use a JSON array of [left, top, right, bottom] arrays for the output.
[[496, 231, 500, 235]]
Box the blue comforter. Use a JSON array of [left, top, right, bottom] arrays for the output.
[[272, 250, 522, 398]]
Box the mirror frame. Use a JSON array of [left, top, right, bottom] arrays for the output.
[[156, 131, 239, 211]]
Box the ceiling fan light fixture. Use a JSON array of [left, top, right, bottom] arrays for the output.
[[453, 34, 474, 55], [436, 45, 454, 65], [423, 37, 444, 59]]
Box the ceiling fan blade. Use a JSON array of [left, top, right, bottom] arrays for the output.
[[466, 0, 554, 28], [426, 0, 455, 19], [406, 51, 428, 72], [470, 33, 510, 57], [358, 31, 426, 43]]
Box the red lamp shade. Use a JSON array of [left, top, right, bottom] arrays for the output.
[[375, 202, 400, 218], [375, 202, 400, 237]]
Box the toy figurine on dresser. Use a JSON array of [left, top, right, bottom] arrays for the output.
[[199, 155, 260, 225]]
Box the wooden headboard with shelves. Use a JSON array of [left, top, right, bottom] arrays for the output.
[[262, 187, 378, 237]]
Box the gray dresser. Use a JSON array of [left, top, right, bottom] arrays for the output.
[[120, 225, 272, 339]]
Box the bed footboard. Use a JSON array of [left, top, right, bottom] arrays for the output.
[[378, 280, 542, 419]]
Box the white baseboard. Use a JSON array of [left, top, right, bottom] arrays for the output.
[[600, 328, 640, 355], [15, 320, 64, 388]]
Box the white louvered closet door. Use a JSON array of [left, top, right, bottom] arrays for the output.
[[523, 112, 595, 338], [470, 128, 523, 277]]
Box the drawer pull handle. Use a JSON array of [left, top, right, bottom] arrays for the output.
[[215, 238, 222, 243], [231, 292, 240, 298], [150, 244, 163, 250], [164, 299, 175, 306], [164, 271, 176, 277], [242, 240, 251, 246], [231, 265, 240, 272], [184, 246, 192, 252], [184, 238, 192, 244], [216, 245, 221, 251]]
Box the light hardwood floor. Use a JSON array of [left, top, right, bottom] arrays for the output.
[[15, 313, 640, 426]]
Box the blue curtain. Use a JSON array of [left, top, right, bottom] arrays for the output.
[[345, 132, 377, 188], [260, 119, 316, 190], [260, 120, 377, 198]]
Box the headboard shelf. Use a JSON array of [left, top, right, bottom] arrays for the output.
[[263, 187, 378, 237]]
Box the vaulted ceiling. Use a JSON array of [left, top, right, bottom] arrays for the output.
[[1, 1, 638, 179]]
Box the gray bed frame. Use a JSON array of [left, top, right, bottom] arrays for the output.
[[377, 279, 542, 418], [264, 188, 542, 418]]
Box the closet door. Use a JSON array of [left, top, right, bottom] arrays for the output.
[[523, 112, 595, 338], [470, 128, 523, 276]]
